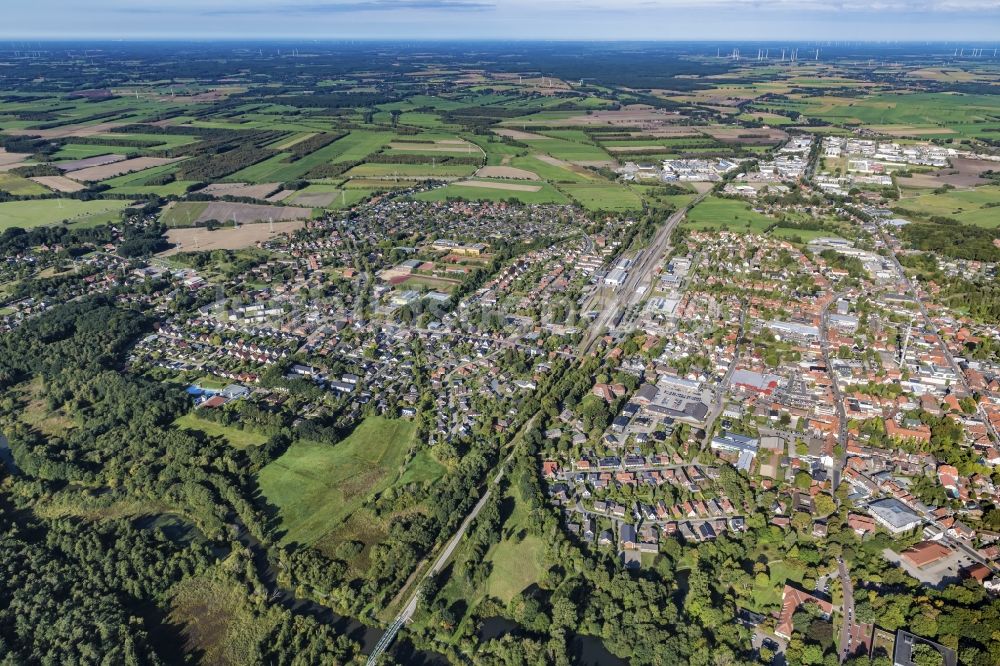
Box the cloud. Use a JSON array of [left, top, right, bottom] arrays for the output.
[[114, 0, 495, 16]]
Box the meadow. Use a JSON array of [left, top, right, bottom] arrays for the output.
[[0, 199, 129, 229], [895, 185, 1000, 228], [256, 416, 417, 548], [684, 196, 775, 233]]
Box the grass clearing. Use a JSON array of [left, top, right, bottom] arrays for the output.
[[257, 416, 416, 547], [174, 412, 269, 449], [895, 185, 1000, 228], [559, 182, 643, 212], [685, 196, 774, 233]]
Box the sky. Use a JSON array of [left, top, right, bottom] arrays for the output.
[[3, 0, 1000, 41]]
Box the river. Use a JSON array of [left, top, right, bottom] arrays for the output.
[[478, 616, 626, 666], [0, 433, 19, 475]]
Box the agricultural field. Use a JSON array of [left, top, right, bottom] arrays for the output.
[[0, 199, 129, 229], [414, 179, 570, 205], [0, 172, 49, 196]]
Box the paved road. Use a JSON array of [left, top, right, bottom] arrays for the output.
[[701, 303, 747, 445], [819, 292, 849, 488], [837, 559, 854, 663], [879, 229, 1000, 444], [580, 193, 707, 353]]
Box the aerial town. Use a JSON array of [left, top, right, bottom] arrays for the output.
[[1, 37, 999, 666]]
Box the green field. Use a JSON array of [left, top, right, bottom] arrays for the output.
[[560, 182, 643, 212], [685, 196, 775, 233], [257, 416, 417, 547], [0, 199, 129, 229], [895, 186, 1000, 228], [0, 172, 49, 196], [414, 180, 570, 205], [174, 412, 269, 449], [509, 155, 596, 183], [483, 485, 546, 603], [344, 162, 477, 179], [160, 201, 209, 227], [284, 183, 372, 209]]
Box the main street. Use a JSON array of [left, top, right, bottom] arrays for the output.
[[819, 291, 849, 489], [837, 558, 855, 663], [878, 229, 1000, 444]]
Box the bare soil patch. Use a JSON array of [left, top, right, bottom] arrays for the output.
[[606, 145, 668, 153], [201, 182, 280, 200], [899, 158, 1000, 189], [30, 175, 86, 193], [573, 160, 616, 168], [475, 166, 539, 180], [0, 149, 31, 172], [872, 125, 957, 137], [58, 154, 127, 172], [700, 127, 788, 144], [494, 128, 548, 141], [558, 106, 684, 127], [453, 179, 542, 192], [67, 157, 181, 182], [388, 141, 475, 152], [6, 121, 127, 140], [160, 220, 305, 256], [266, 189, 296, 202]]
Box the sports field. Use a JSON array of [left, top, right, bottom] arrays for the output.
[[257, 416, 417, 547]]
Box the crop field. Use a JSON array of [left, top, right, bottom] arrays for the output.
[[343, 162, 477, 179], [28, 175, 86, 193], [65, 156, 182, 182], [0, 199, 129, 229], [257, 417, 416, 548], [415, 179, 569, 204], [161, 200, 312, 226], [0, 173, 49, 196]]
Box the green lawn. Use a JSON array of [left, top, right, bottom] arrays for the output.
[[0, 199, 129, 230], [398, 449, 447, 486], [257, 416, 417, 547], [174, 412, 268, 449], [685, 196, 775, 233], [509, 155, 596, 183]]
